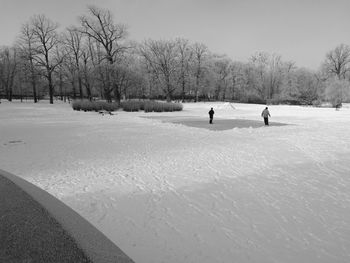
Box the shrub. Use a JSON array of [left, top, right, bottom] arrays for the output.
[[72, 99, 182, 113], [72, 100, 82, 111], [80, 100, 94, 111], [72, 100, 119, 112], [144, 101, 183, 112], [100, 101, 119, 112], [312, 99, 322, 107], [120, 100, 145, 112], [324, 78, 350, 107], [144, 101, 157, 112], [269, 98, 305, 105]]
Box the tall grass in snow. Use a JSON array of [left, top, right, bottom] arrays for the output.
[[144, 101, 183, 112], [72, 100, 120, 112], [72, 100, 183, 113], [120, 100, 145, 112], [121, 100, 183, 112]]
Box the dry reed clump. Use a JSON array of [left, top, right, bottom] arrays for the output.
[[72, 100, 120, 112]]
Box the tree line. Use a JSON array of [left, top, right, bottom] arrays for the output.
[[0, 5, 350, 106]]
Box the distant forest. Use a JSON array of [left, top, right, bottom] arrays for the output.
[[1, 5, 350, 107]]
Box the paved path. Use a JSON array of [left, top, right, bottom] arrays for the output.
[[0, 170, 135, 263]]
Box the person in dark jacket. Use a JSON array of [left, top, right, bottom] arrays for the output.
[[261, 107, 271, 126], [208, 107, 214, 124]]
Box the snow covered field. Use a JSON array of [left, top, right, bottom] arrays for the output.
[[1, 101, 350, 263]]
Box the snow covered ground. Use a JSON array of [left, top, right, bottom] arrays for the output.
[[1, 101, 350, 263]]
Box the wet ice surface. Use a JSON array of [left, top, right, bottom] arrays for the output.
[[1, 101, 350, 263], [144, 116, 288, 130]]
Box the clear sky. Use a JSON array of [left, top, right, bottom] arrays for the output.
[[1, 0, 350, 69]]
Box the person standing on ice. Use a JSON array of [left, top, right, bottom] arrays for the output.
[[261, 107, 271, 126], [208, 107, 214, 124]]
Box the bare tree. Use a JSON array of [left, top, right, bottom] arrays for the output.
[[80, 39, 94, 100], [0, 47, 18, 101], [15, 58, 29, 102], [176, 38, 193, 101], [55, 46, 67, 101], [62, 48, 78, 100], [89, 40, 112, 100], [191, 43, 207, 102], [250, 52, 269, 100], [140, 57, 159, 99], [228, 61, 246, 101], [323, 44, 350, 79], [294, 68, 319, 104], [324, 77, 350, 107], [17, 23, 39, 102], [267, 53, 284, 99], [250, 52, 285, 102], [110, 52, 141, 101], [139, 39, 179, 101], [29, 14, 62, 104], [63, 27, 84, 99], [79, 5, 128, 102], [212, 55, 231, 100]]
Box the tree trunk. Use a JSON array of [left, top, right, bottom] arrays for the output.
[[49, 81, 54, 104], [83, 63, 92, 101], [181, 76, 185, 102], [20, 83, 23, 102], [78, 75, 83, 99], [6, 85, 12, 102], [222, 86, 226, 101], [85, 82, 92, 101], [113, 83, 121, 103], [71, 80, 77, 100], [59, 73, 63, 101], [32, 79, 37, 103], [165, 74, 172, 102], [104, 89, 112, 102], [231, 77, 235, 101], [30, 60, 38, 103], [9, 88, 13, 102], [64, 84, 67, 103], [166, 92, 171, 102], [195, 77, 199, 102]]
